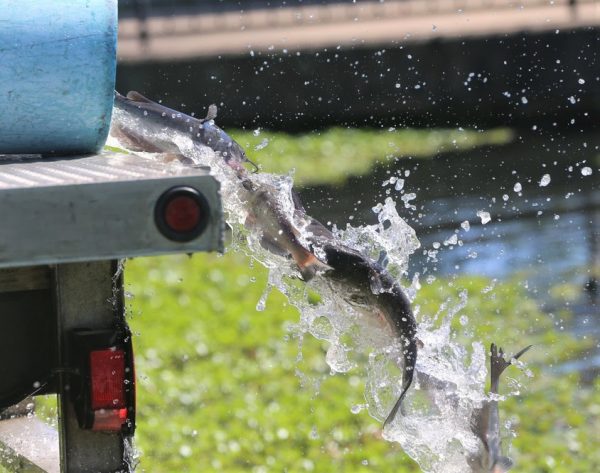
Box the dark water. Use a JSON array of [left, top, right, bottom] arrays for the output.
[[298, 131, 599, 368]]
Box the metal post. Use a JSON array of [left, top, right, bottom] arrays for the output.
[[54, 261, 129, 473]]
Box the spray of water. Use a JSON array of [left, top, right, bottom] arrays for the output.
[[108, 116, 525, 473]]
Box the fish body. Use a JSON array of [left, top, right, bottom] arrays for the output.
[[111, 91, 418, 424], [469, 344, 532, 472]]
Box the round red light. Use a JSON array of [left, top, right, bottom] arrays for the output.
[[164, 195, 201, 232], [155, 186, 210, 242]]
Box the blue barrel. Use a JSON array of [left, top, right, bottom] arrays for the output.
[[0, 0, 117, 155]]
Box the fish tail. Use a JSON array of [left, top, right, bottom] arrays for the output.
[[383, 339, 416, 428], [383, 367, 414, 429], [490, 343, 532, 392]]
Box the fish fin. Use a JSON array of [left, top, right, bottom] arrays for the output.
[[159, 153, 194, 165], [259, 235, 291, 258], [203, 104, 218, 122], [490, 343, 511, 384], [492, 456, 513, 472], [295, 251, 329, 282], [513, 344, 533, 361], [304, 217, 335, 242], [291, 189, 306, 212], [126, 91, 155, 103]]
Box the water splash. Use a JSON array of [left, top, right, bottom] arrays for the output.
[[383, 290, 489, 472], [109, 120, 527, 473]]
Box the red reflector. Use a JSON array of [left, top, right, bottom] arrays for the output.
[[90, 348, 126, 410], [164, 195, 201, 232], [92, 408, 128, 432]]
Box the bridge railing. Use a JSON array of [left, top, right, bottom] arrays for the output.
[[118, 0, 587, 41]]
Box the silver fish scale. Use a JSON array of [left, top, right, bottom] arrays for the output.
[[0, 152, 209, 189]]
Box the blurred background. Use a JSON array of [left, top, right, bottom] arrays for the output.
[[113, 1, 598, 472]]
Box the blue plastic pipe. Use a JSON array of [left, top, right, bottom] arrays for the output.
[[0, 0, 117, 155]]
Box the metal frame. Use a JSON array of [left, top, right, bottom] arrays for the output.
[[0, 151, 224, 472]]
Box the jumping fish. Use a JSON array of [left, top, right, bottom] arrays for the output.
[[469, 343, 532, 472], [298, 211, 417, 427], [110, 91, 418, 426], [318, 240, 417, 427]]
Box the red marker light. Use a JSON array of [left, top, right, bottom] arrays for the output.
[[155, 186, 210, 242], [89, 348, 128, 432], [164, 195, 201, 233], [90, 348, 126, 410]]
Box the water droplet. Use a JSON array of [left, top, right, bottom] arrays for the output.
[[477, 210, 491, 224], [581, 166, 592, 176], [179, 445, 192, 457], [443, 234, 458, 246], [539, 174, 551, 187], [254, 138, 269, 151], [513, 182, 522, 192]]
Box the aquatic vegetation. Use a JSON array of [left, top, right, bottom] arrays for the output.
[[230, 127, 514, 186], [121, 255, 599, 472]]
